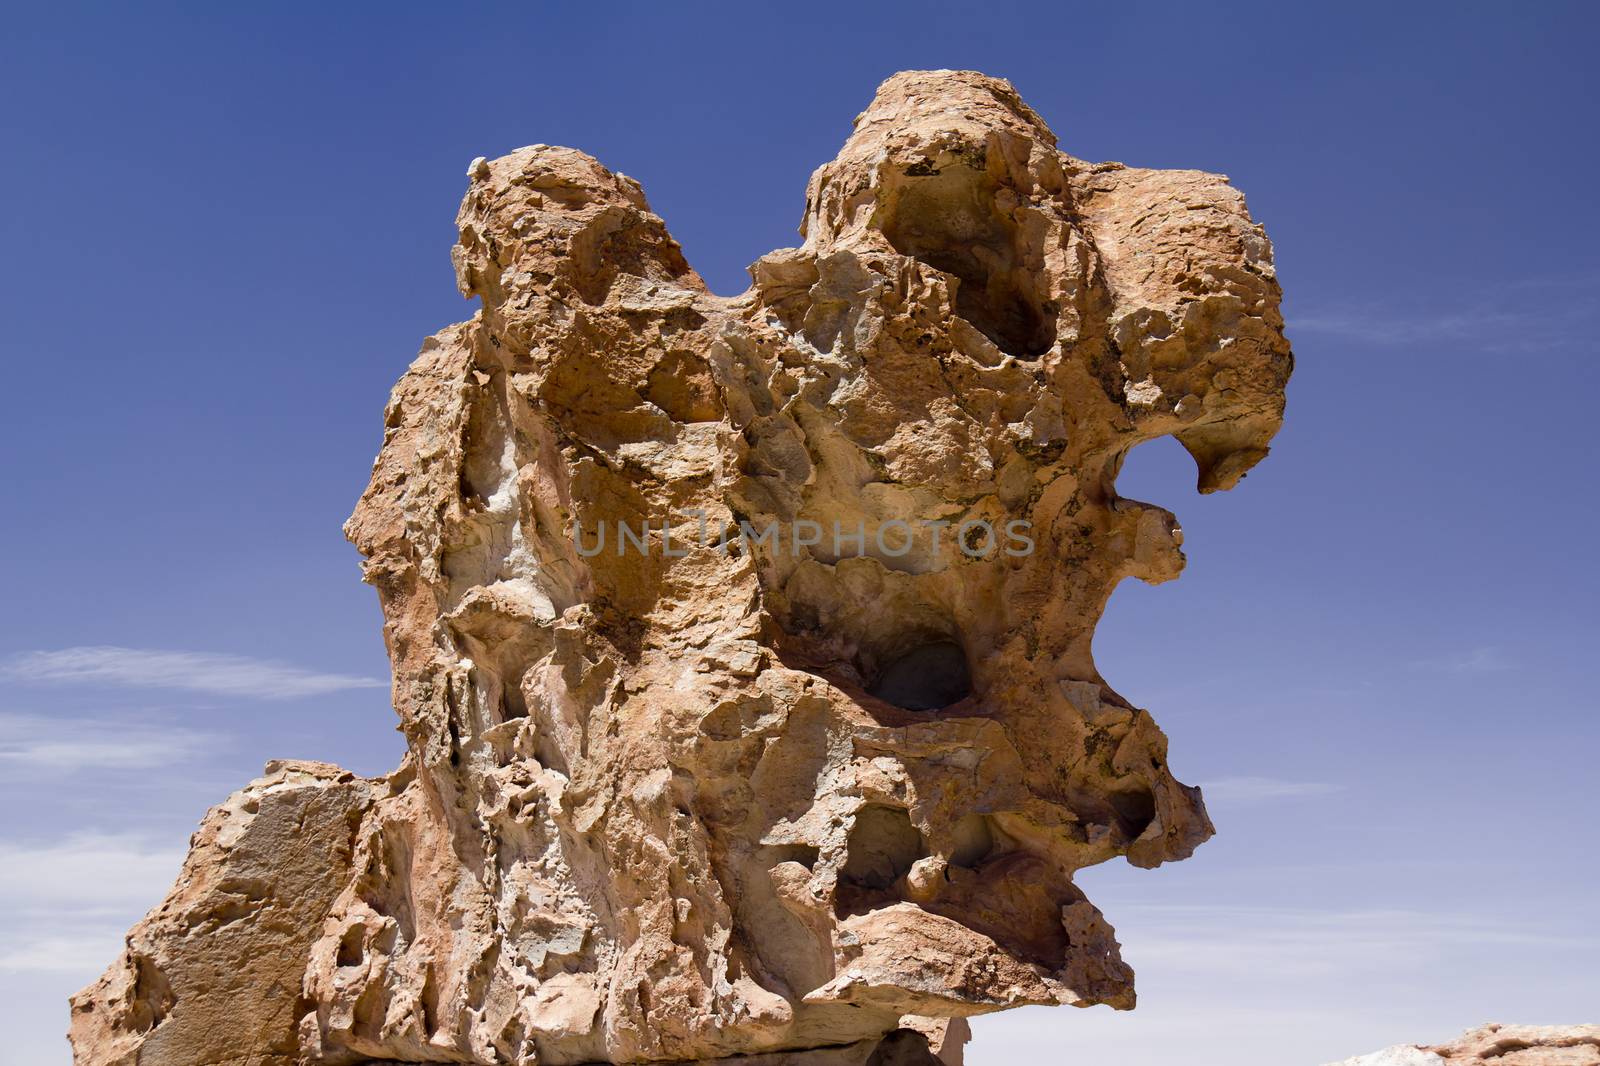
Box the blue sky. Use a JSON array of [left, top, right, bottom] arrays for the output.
[[2, 3, 1596, 1063]]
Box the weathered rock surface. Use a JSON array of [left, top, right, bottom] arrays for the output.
[[70, 69, 1291, 1064], [1327, 1024, 1600, 1066], [70, 762, 380, 1065]]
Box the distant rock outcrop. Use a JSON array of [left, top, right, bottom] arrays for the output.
[[1328, 1024, 1600, 1066], [69, 70, 1291, 1064]]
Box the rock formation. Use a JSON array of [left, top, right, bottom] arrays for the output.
[[69, 70, 1292, 1065], [1326, 1024, 1600, 1065]]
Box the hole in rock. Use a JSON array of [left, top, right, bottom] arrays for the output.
[[865, 1029, 940, 1066], [1110, 787, 1157, 840], [1109, 433, 1201, 504], [499, 673, 529, 722], [925, 850, 1072, 971], [868, 640, 972, 711], [948, 813, 996, 869], [130, 957, 174, 1031], [420, 964, 441, 1036], [336, 926, 364, 968], [881, 165, 1055, 357], [836, 805, 927, 916], [770, 843, 820, 870]]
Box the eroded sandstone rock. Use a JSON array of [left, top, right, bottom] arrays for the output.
[[1327, 1024, 1600, 1066], [71, 69, 1292, 1064]]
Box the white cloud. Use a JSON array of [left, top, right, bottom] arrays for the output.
[[972, 996, 1456, 1066], [1414, 646, 1515, 674], [1294, 270, 1600, 350], [1200, 776, 1343, 806], [0, 932, 132, 974], [971, 898, 1598, 1066], [1293, 307, 1533, 345], [0, 833, 186, 910], [1119, 904, 1589, 980], [0, 833, 186, 976], [0, 712, 214, 771], [1291, 274, 1600, 351], [1, 646, 386, 700]]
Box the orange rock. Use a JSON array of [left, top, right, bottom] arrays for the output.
[[70, 69, 1292, 1065]]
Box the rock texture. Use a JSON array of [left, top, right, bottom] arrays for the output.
[[70, 70, 1292, 1065], [1327, 1025, 1600, 1066]]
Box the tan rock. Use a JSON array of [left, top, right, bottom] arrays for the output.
[[1429, 1024, 1600, 1064], [70, 69, 1292, 1064], [1328, 1024, 1600, 1066], [69, 761, 378, 1066]]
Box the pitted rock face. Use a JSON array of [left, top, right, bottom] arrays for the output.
[[70, 70, 1292, 1066]]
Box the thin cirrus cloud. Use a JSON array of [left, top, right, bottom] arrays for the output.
[[975, 900, 1598, 1066], [1110, 902, 1595, 980], [1413, 645, 1516, 674], [1199, 776, 1343, 806], [0, 712, 213, 772], [0, 646, 386, 700], [0, 833, 186, 973], [1291, 274, 1599, 350], [1292, 306, 1535, 346]]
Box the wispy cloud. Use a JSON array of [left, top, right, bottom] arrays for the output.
[[1291, 272, 1600, 351], [0, 932, 134, 974], [0, 712, 214, 772], [976, 999, 1444, 1066], [1200, 776, 1343, 806], [1293, 307, 1532, 345], [1, 646, 386, 700], [0, 833, 186, 974], [0, 833, 184, 910], [1414, 645, 1515, 674], [1115, 902, 1595, 981], [975, 897, 1596, 1066]]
